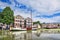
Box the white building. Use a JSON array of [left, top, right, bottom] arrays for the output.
[[25, 17, 32, 28], [14, 15, 24, 28]]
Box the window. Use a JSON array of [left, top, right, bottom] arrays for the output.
[[20, 24, 22, 27], [28, 25, 31, 27], [16, 23, 17, 25], [20, 21, 22, 24]]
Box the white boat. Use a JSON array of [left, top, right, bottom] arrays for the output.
[[10, 28, 26, 31]]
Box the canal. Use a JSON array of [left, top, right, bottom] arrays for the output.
[[0, 30, 60, 40]]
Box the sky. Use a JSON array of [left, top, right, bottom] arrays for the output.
[[0, 0, 60, 23]]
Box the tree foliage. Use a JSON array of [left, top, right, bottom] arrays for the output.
[[0, 7, 14, 25], [0, 12, 4, 23], [33, 21, 41, 25]]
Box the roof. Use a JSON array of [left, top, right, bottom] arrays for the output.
[[15, 15, 24, 19], [25, 17, 32, 20]]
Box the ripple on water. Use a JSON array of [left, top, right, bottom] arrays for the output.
[[32, 33, 60, 40]]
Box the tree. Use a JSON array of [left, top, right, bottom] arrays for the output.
[[2, 7, 14, 25], [33, 21, 42, 28], [33, 21, 41, 25], [0, 12, 4, 23], [0, 12, 2, 22]]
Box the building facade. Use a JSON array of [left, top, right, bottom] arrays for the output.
[[14, 15, 25, 28], [14, 15, 60, 29], [42, 23, 60, 29], [14, 15, 32, 29], [32, 24, 41, 30], [25, 17, 32, 28]]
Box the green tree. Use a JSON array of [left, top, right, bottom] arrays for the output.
[[33, 21, 41, 25], [0, 12, 4, 23], [0, 12, 2, 22], [33, 21, 42, 28], [2, 7, 14, 25]]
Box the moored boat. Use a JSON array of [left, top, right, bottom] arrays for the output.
[[10, 28, 26, 31]]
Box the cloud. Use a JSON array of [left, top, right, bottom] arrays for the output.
[[33, 16, 60, 23], [14, 8, 31, 18], [0, 0, 60, 23], [35, 13, 60, 18], [16, 0, 60, 15]]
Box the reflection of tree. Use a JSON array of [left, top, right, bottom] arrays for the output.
[[12, 34, 15, 40], [35, 30, 41, 37], [35, 33, 41, 37]]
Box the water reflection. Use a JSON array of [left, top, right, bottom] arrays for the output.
[[0, 30, 60, 40], [34, 30, 41, 37], [13, 31, 32, 40]]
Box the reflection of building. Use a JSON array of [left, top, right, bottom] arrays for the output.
[[14, 33, 25, 40], [13, 32, 32, 40], [25, 32, 32, 40], [14, 15, 24, 28]]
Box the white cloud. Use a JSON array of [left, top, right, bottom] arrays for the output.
[[14, 8, 31, 18], [0, 1, 9, 9], [0, 0, 31, 18], [15, 0, 60, 23], [0, 0, 60, 23], [16, 0, 60, 15], [33, 16, 60, 23], [0, 0, 15, 10]]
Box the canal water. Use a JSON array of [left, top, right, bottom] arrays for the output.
[[0, 30, 60, 40]]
